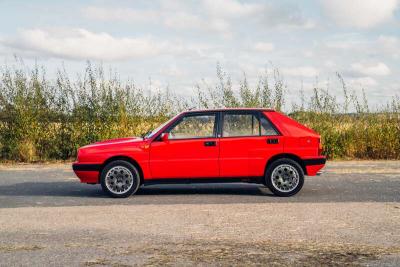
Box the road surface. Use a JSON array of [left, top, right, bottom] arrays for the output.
[[0, 161, 399, 266]]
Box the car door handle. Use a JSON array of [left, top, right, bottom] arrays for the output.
[[204, 141, 217, 147], [266, 138, 279, 144]]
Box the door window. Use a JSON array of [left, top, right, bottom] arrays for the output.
[[169, 114, 216, 139], [223, 114, 259, 137], [222, 113, 278, 137]]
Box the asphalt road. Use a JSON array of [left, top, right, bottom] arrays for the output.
[[0, 161, 399, 266], [0, 161, 399, 208]]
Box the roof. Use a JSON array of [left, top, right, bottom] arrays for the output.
[[183, 107, 275, 113]]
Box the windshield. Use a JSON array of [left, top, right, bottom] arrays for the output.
[[143, 115, 179, 139]]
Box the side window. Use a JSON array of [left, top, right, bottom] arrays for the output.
[[223, 113, 260, 137], [260, 115, 278, 136], [169, 114, 216, 139]]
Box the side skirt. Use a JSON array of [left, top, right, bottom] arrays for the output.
[[143, 177, 264, 186]]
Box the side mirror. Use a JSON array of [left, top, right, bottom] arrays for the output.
[[160, 132, 169, 141]]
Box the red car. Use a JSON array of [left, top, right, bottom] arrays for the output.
[[73, 108, 326, 198]]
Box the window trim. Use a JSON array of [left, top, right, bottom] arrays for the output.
[[219, 111, 281, 138], [162, 112, 219, 141]]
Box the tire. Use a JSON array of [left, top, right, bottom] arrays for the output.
[[265, 158, 304, 197], [100, 160, 141, 198]]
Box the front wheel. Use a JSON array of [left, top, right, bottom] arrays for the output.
[[100, 160, 141, 198], [265, 158, 304, 197]]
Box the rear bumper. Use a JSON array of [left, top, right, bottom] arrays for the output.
[[303, 157, 326, 176], [72, 163, 101, 183], [303, 157, 326, 166]]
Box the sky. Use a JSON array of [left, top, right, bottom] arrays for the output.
[[0, 0, 399, 109]]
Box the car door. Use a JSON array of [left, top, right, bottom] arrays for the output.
[[219, 111, 283, 178], [149, 112, 219, 179]]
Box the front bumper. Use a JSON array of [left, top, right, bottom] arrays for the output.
[[72, 163, 101, 183]]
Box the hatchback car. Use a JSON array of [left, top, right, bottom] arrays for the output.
[[73, 108, 326, 198]]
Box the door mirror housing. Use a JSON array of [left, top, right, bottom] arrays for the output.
[[160, 132, 169, 141]]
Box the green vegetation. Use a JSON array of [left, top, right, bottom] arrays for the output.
[[0, 62, 399, 162]]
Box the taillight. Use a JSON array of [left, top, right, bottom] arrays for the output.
[[318, 139, 323, 155]]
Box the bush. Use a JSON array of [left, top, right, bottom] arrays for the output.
[[0, 62, 399, 161]]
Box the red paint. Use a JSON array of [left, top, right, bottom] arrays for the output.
[[219, 136, 284, 177], [73, 108, 326, 184], [149, 138, 219, 178], [74, 171, 99, 183], [305, 164, 325, 176]]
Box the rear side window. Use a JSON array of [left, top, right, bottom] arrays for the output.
[[260, 116, 278, 136], [222, 113, 278, 137]]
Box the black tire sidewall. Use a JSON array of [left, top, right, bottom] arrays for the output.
[[265, 158, 304, 197], [100, 160, 140, 198]]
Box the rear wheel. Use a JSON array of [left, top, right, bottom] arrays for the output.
[[100, 160, 140, 198], [265, 158, 304, 197]]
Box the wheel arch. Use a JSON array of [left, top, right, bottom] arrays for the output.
[[265, 153, 307, 176], [101, 155, 144, 184]]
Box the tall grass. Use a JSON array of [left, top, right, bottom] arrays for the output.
[[0, 62, 399, 161]]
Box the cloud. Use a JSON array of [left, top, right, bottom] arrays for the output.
[[351, 62, 391, 76], [349, 77, 378, 87], [163, 12, 230, 33], [83, 5, 231, 36], [322, 34, 400, 60], [281, 66, 319, 77], [82, 6, 159, 23], [203, 0, 316, 29], [159, 64, 185, 77], [252, 42, 274, 53], [1, 28, 175, 61], [259, 3, 315, 29], [202, 0, 262, 18], [377, 35, 400, 58], [321, 0, 398, 28], [82, 1, 315, 36]]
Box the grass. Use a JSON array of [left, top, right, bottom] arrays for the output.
[[0, 244, 43, 252], [0, 62, 399, 162]]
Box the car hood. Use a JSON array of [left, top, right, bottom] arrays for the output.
[[81, 137, 144, 149]]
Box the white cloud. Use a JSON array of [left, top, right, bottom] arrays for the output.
[[253, 42, 274, 53], [83, 5, 231, 36], [324, 60, 336, 68], [206, 1, 316, 30], [202, 0, 262, 18], [2, 28, 174, 61], [377, 35, 400, 58], [324, 39, 363, 50], [159, 64, 184, 77], [349, 77, 378, 87], [260, 4, 316, 29], [163, 13, 230, 34], [82, 6, 159, 23], [163, 13, 202, 29], [378, 35, 399, 46], [281, 66, 319, 77], [321, 0, 398, 28], [82, 1, 314, 37], [351, 62, 391, 76]]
